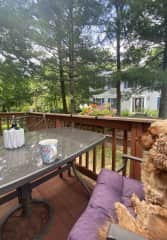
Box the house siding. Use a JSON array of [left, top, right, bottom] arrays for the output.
[[91, 83, 160, 113], [122, 90, 160, 113]]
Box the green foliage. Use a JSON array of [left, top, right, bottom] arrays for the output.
[[89, 109, 112, 116], [21, 104, 35, 113], [121, 109, 130, 117], [121, 109, 158, 118], [144, 109, 158, 118], [128, 0, 167, 117], [0, 0, 167, 117]]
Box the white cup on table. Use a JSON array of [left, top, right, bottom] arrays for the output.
[[39, 139, 58, 164]]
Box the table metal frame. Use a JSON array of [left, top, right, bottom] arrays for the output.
[[0, 128, 105, 239]]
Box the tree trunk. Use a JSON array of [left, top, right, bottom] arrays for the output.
[[69, 0, 75, 113], [2, 104, 6, 112], [159, 16, 167, 118], [116, 1, 121, 116], [58, 43, 68, 113]]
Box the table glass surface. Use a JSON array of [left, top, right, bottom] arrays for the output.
[[0, 128, 105, 193]]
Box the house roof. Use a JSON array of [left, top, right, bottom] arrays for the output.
[[98, 70, 113, 77], [92, 88, 117, 98]]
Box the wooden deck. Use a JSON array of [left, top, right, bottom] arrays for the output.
[[0, 172, 90, 240]]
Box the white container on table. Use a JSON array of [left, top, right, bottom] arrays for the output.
[[3, 128, 25, 149]]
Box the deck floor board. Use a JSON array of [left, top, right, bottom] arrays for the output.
[[0, 172, 89, 240]]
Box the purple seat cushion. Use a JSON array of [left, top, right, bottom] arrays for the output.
[[121, 176, 144, 207], [68, 168, 144, 240], [89, 169, 144, 215], [88, 170, 123, 218], [68, 206, 109, 240]]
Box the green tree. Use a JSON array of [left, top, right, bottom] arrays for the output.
[[0, 0, 39, 111], [0, 60, 31, 111], [32, 0, 103, 113], [103, 0, 131, 115], [129, 0, 167, 118]]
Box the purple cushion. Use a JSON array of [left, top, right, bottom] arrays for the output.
[[88, 169, 122, 217], [68, 169, 144, 240], [121, 176, 144, 208], [97, 169, 123, 192], [68, 206, 109, 240]]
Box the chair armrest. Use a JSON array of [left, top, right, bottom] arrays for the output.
[[107, 224, 146, 240], [122, 154, 143, 163], [116, 154, 143, 174]]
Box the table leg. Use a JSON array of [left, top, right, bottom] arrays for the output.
[[17, 183, 32, 216], [71, 161, 91, 197], [68, 167, 72, 177], [0, 184, 54, 240], [58, 167, 63, 178]]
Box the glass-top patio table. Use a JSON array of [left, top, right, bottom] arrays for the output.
[[0, 127, 105, 239]]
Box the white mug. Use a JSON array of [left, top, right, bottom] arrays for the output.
[[39, 139, 58, 164]]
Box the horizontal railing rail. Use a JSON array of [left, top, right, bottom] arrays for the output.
[[0, 112, 155, 180]]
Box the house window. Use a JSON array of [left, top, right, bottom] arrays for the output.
[[124, 81, 128, 89], [94, 98, 100, 104], [94, 98, 104, 105], [132, 97, 144, 112], [107, 98, 117, 108]]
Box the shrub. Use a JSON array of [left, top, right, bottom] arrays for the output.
[[121, 109, 130, 117], [144, 109, 158, 117]]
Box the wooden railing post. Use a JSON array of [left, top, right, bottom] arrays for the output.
[[101, 127, 105, 169], [85, 152, 89, 169], [130, 123, 143, 179], [26, 113, 31, 130], [111, 129, 116, 171], [55, 119, 63, 128], [123, 130, 128, 154], [7, 117, 10, 129], [93, 147, 97, 174]]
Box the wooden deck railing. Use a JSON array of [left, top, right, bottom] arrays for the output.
[[0, 112, 155, 180]]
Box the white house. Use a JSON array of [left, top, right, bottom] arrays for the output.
[[92, 82, 160, 114]]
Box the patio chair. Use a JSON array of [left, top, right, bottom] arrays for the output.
[[68, 154, 144, 240], [107, 223, 146, 240]]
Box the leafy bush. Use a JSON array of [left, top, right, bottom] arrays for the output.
[[121, 109, 158, 118], [144, 109, 158, 117], [89, 108, 112, 116], [121, 109, 130, 117], [21, 105, 35, 112]]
